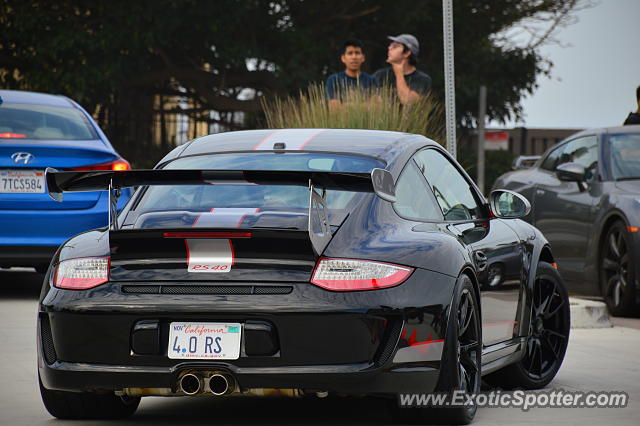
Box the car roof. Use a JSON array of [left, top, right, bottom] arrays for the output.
[[0, 90, 73, 107], [604, 124, 640, 134], [165, 128, 437, 165], [564, 125, 640, 139]]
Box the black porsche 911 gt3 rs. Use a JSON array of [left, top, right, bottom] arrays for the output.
[[37, 129, 570, 424]]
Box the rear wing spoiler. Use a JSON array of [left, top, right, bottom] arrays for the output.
[[45, 168, 396, 256]]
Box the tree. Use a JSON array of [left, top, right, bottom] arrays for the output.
[[0, 0, 589, 164]]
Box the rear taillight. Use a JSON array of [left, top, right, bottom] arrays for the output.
[[0, 132, 27, 138], [310, 258, 413, 291], [67, 158, 131, 171], [53, 257, 110, 290]]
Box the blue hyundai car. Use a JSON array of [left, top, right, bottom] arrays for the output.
[[0, 90, 131, 273]]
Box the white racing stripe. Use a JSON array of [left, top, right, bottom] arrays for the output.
[[252, 129, 327, 151], [186, 239, 234, 273], [187, 208, 259, 273]]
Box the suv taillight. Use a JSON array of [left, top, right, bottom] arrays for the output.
[[53, 257, 110, 290], [310, 258, 413, 291]]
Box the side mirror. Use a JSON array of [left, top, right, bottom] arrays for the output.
[[556, 162, 586, 182], [489, 189, 531, 218], [371, 168, 396, 203]]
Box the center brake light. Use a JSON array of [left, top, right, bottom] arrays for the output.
[[163, 232, 252, 238], [311, 258, 414, 291], [53, 257, 110, 290], [67, 158, 131, 171]]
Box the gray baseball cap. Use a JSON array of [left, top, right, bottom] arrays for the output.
[[388, 34, 419, 56]]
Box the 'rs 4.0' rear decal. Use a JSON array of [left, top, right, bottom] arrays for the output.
[[185, 239, 234, 273]]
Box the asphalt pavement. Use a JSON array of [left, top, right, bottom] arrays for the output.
[[1, 268, 639, 425]]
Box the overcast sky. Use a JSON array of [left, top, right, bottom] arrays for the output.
[[491, 0, 640, 129]]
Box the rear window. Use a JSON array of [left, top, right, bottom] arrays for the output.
[[126, 152, 384, 229], [0, 103, 97, 140]]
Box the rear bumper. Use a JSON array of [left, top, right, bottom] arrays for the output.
[[0, 190, 130, 267], [38, 358, 440, 396], [0, 203, 107, 248], [38, 268, 455, 395], [38, 308, 441, 395]]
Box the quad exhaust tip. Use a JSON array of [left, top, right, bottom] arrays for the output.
[[178, 371, 235, 396], [179, 373, 203, 395], [209, 373, 234, 396]]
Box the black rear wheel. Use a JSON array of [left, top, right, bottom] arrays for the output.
[[484, 261, 570, 389], [39, 374, 140, 419], [434, 275, 481, 424], [600, 221, 637, 316]]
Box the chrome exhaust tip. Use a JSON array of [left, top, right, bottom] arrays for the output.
[[209, 373, 234, 396], [179, 373, 203, 395]]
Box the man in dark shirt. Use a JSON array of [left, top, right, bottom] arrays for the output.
[[373, 34, 431, 105], [325, 39, 377, 109], [623, 86, 640, 125]]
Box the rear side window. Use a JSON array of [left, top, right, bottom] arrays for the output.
[[0, 103, 97, 140], [393, 162, 443, 221], [414, 149, 481, 221], [128, 152, 384, 229]]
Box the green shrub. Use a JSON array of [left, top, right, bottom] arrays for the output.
[[262, 83, 444, 142]]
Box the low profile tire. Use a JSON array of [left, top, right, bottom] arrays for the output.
[[39, 374, 140, 420], [484, 261, 570, 390], [390, 274, 481, 425], [600, 221, 637, 316]]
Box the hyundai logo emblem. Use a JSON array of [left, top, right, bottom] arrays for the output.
[[11, 152, 35, 165]]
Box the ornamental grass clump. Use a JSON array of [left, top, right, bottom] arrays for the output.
[[262, 83, 444, 143]]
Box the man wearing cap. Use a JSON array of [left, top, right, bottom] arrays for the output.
[[373, 34, 432, 105]]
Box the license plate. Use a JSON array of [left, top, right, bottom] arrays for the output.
[[0, 169, 45, 194], [168, 322, 241, 360]]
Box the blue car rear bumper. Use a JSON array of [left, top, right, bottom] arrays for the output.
[[0, 190, 130, 268]]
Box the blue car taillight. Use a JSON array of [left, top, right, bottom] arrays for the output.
[[67, 158, 131, 171]]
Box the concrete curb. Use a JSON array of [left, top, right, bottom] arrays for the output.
[[569, 297, 612, 329]]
